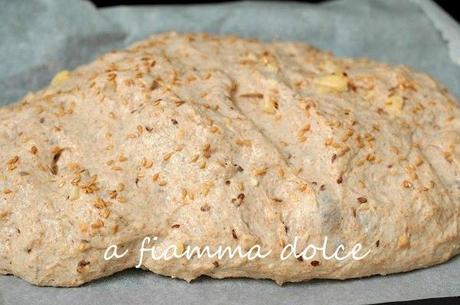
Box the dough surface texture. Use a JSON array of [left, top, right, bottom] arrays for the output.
[[0, 32, 459, 286]]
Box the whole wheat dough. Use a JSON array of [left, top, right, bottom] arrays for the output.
[[0, 32, 459, 287]]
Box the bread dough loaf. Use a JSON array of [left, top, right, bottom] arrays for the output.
[[0, 32, 459, 287]]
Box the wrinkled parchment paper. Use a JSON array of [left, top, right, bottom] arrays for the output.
[[0, 0, 459, 304]]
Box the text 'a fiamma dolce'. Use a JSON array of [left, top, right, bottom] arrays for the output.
[[103, 236, 371, 268]]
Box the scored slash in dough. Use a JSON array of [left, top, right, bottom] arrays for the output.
[[0, 32, 459, 287]]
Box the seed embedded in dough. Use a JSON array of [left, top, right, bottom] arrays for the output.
[[313, 73, 349, 92], [175, 242, 186, 255], [385, 95, 404, 114], [51, 70, 70, 86], [262, 96, 279, 114], [397, 235, 410, 248], [69, 185, 80, 201]]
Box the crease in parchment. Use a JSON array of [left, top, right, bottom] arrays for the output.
[[410, 0, 460, 66]]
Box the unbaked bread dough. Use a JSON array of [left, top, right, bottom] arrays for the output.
[[0, 32, 459, 287]]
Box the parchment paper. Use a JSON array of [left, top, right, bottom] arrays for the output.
[[0, 0, 459, 304]]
